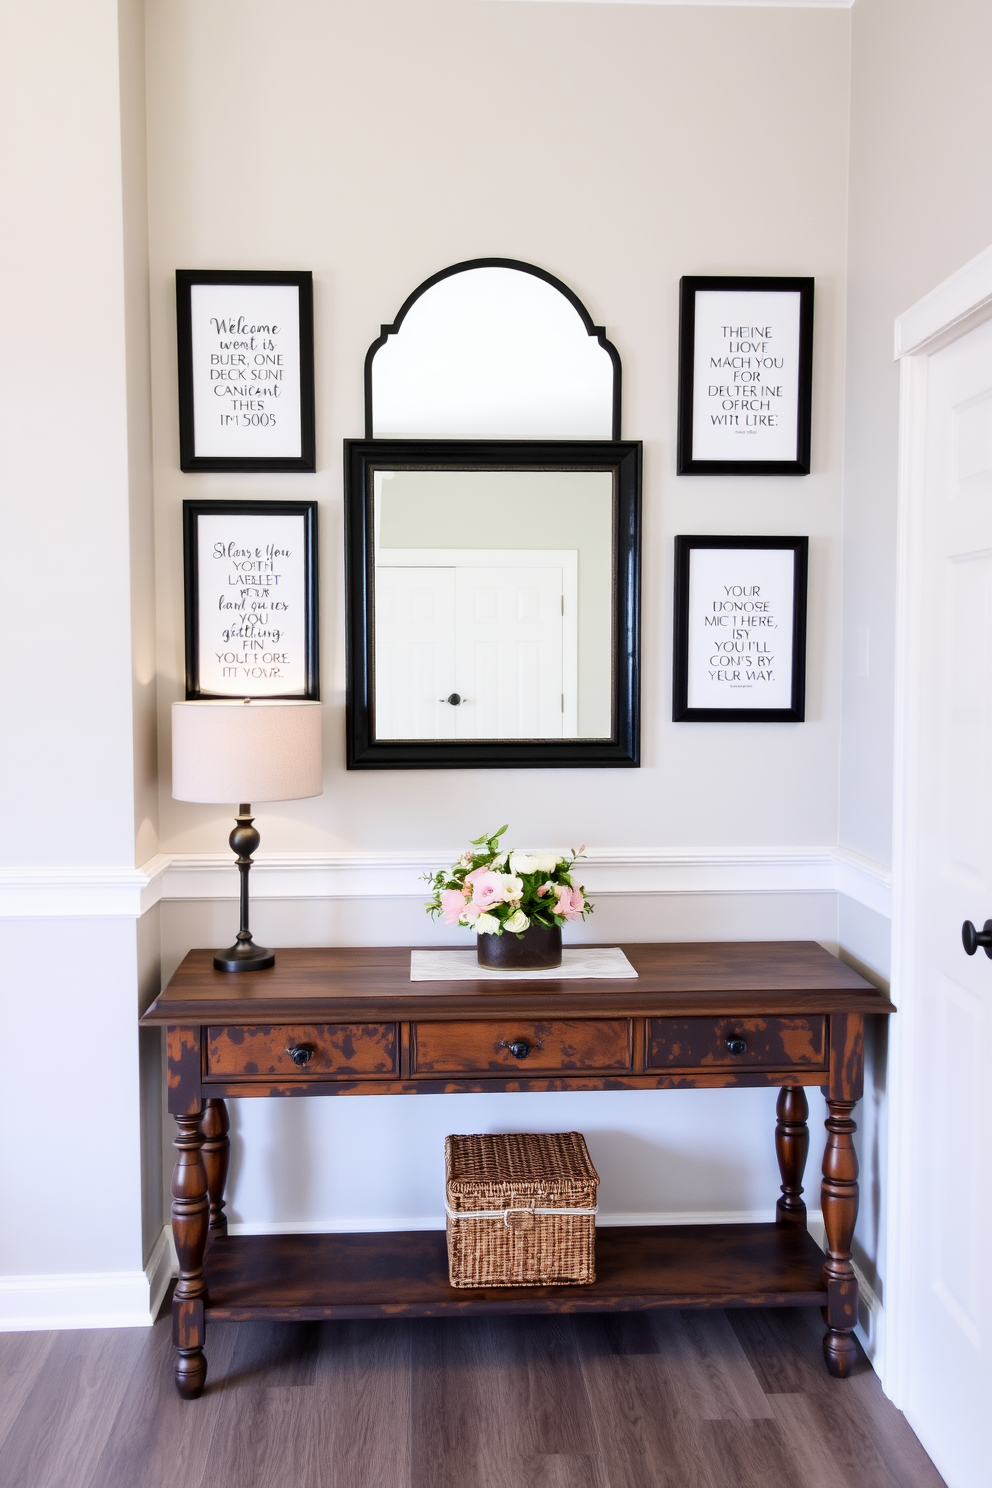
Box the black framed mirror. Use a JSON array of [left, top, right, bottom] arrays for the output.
[[344, 439, 641, 768]]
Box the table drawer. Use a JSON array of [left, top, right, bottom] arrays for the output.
[[205, 1024, 398, 1079], [412, 1019, 631, 1075], [646, 1016, 827, 1070]]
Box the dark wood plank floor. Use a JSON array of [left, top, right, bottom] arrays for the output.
[[0, 1303, 945, 1488]]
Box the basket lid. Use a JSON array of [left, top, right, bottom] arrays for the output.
[[445, 1132, 599, 1194]]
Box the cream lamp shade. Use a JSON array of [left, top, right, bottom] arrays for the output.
[[172, 699, 323, 803]]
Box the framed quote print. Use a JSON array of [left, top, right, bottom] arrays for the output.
[[183, 499, 319, 699], [677, 276, 814, 476], [176, 270, 316, 472], [673, 535, 808, 722]]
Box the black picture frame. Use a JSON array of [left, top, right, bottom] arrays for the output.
[[183, 499, 319, 700], [672, 535, 807, 722], [677, 276, 814, 476], [176, 270, 316, 472], [344, 439, 641, 768]]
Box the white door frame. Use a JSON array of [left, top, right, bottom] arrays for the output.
[[887, 243, 992, 1406]]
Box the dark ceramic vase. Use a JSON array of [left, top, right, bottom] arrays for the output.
[[477, 923, 562, 970]]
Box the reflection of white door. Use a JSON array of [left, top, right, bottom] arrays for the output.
[[891, 309, 992, 1487], [373, 566, 456, 740], [455, 566, 563, 738], [375, 549, 578, 739]]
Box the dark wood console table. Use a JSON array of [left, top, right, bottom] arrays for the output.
[[140, 941, 893, 1398]]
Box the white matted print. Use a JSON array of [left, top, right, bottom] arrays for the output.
[[183, 501, 319, 699], [176, 272, 315, 471], [673, 537, 807, 722], [677, 277, 813, 475]]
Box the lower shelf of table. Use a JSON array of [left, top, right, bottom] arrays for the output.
[[201, 1223, 828, 1322]]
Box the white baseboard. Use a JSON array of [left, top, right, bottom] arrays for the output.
[[228, 1207, 783, 1235], [0, 1225, 174, 1333], [1, 846, 893, 920]]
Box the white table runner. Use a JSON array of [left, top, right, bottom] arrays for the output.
[[410, 947, 637, 981]]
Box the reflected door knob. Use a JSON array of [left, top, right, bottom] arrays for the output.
[[962, 919, 992, 958], [725, 1036, 748, 1056], [503, 1039, 532, 1060], [286, 1043, 314, 1066], [439, 693, 467, 706]]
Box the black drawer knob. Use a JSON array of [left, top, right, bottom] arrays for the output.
[[286, 1043, 314, 1067], [505, 1039, 532, 1060], [726, 1036, 747, 1056], [962, 919, 992, 958]]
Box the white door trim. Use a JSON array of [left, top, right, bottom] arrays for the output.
[[887, 243, 992, 1407]]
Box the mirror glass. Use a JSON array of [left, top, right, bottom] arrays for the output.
[[369, 264, 617, 439], [373, 468, 615, 740]]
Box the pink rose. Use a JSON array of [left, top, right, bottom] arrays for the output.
[[469, 870, 506, 911], [439, 889, 469, 925], [537, 882, 551, 897], [554, 884, 585, 921]]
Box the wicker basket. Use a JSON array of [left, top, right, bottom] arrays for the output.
[[444, 1131, 599, 1288]]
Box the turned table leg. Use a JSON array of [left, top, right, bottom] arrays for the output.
[[821, 1097, 860, 1377], [200, 1099, 230, 1234], [775, 1085, 809, 1223], [172, 1109, 209, 1399]]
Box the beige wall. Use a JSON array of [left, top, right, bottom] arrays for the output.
[[840, 0, 992, 867], [146, 0, 852, 857], [0, 0, 158, 1303]]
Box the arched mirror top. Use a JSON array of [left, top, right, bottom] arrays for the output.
[[365, 258, 621, 440]]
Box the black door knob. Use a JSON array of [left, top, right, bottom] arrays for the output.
[[726, 1036, 748, 1056], [962, 919, 992, 958], [506, 1039, 531, 1060], [286, 1043, 314, 1067]]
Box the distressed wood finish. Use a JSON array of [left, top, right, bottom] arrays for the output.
[[165, 1025, 202, 1116], [201, 1225, 828, 1319], [170, 1110, 209, 1398], [141, 942, 893, 1025], [199, 1099, 230, 1234], [148, 941, 894, 1397], [647, 1016, 826, 1070], [205, 1022, 398, 1079], [411, 1019, 631, 1075], [821, 1098, 860, 1377], [775, 1086, 810, 1225]]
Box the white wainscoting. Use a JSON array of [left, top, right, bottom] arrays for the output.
[[0, 845, 892, 920]]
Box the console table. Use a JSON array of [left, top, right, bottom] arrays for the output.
[[140, 941, 893, 1398]]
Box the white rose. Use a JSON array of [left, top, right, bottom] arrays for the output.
[[531, 851, 563, 873], [508, 852, 538, 875], [459, 852, 474, 868], [490, 851, 509, 870], [475, 913, 500, 935], [504, 910, 530, 933], [500, 874, 524, 903]]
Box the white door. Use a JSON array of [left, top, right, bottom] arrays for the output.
[[454, 566, 564, 738], [373, 566, 456, 739], [373, 561, 570, 739], [893, 312, 992, 1487]]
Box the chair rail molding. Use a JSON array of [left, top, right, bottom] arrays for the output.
[[0, 846, 892, 919]]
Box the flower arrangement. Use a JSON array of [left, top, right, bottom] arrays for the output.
[[424, 826, 593, 937]]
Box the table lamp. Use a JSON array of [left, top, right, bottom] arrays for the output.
[[172, 699, 322, 971]]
